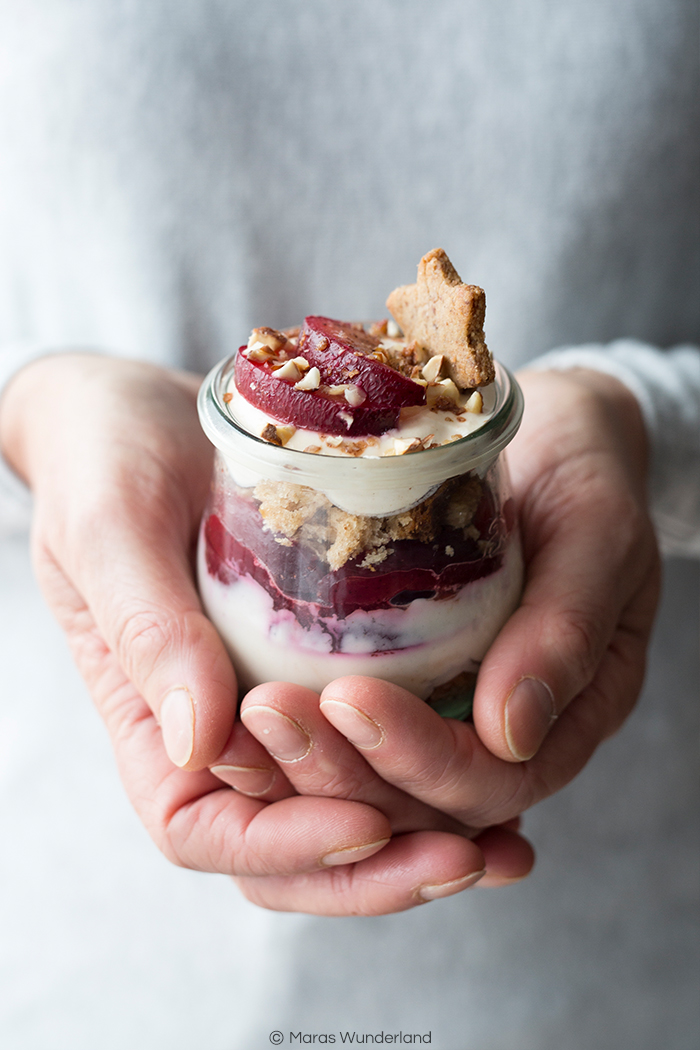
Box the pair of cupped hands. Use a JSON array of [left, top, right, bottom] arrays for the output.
[[0, 354, 660, 915]]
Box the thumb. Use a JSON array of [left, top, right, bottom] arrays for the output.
[[52, 500, 237, 772], [472, 482, 658, 764]]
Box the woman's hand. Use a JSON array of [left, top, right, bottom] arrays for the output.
[[0, 353, 532, 915], [239, 368, 661, 874]]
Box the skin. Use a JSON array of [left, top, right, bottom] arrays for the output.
[[0, 354, 659, 915]]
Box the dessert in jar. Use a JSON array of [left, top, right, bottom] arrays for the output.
[[197, 249, 524, 719]]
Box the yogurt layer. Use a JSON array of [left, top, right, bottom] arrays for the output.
[[198, 529, 523, 699]]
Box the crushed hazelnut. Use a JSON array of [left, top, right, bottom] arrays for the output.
[[290, 356, 311, 371], [465, 390, 483, 414], [344, 385, 367, 407], [261, 423, 283, 446], [249, 327, 288, 352], [421, 355, 447, 383], [223, 392, 233, 403], [294, 366, 321, 391], [394, 437, 422, 455], [275, 424, 297, 445], [273, 359, 304, 382]]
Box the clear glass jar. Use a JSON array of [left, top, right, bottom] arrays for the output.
[[197, 356, 524, 719]]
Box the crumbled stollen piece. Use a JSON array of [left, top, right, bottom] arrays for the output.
[[253, 473, 483, 571], [386, 248, 495, 389]]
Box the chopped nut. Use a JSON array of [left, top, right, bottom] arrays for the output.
[[343, 440, 368, 456], [303, 444, 322, 454], [249, 327, 287, 352], [445, 545, 455, 556], [261, 423, 283, 446], [273, 359, 303, 382], [316, 337, 330, 351], [294, 366, 321, 391], [344, 385, 367, 407], [393, 437, 422, 455], [387, 319, 401, 338], [369, 348, 389, 365], [290, 356, 310, 371], [338, 409, 354, 428], [421, 355, 447, 383], [465, 390, 483, 414], [451, 433, 465, 441], [427, 378, 460, 407], [275, 424, 297, 445], [368, 319, 389, 338], [325, 384, 349, 396], [223, 392, 233, 403], [324, 435, 344, 447], [245, 343, 276, 362]]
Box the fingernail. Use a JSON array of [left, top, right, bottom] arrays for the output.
[[210, 765, 276, 796], [240, 706, 312, 762], [160, 688, 195, 767], [504, 676, 556, 761], [418, 869, 486, 901], [319, 700, 384, 749], [475, 874, 530, 888], [321, 838, 391, 867]]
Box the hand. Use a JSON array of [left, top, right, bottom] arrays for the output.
[[239, 368, 660, 856], [0, 353, 532, 914]]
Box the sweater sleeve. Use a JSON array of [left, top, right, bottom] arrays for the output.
[[526, 340, 700, 558]]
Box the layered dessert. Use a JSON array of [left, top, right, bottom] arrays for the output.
[[197, 250, 524, 718]]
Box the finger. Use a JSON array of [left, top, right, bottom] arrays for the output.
[[472, 826, 535, 888], [208, 719, 296, 801], [320, 589, 655, 827], [240, 682, 474, 835], [319, 676, 532, 826], [34, 512, 239, 772], [476, 368, 661, 765], [235, 824, 535, 915], [473, 518, 659, 762], [26, 360, 239, 772], [90, 666, 392, 876], [234, 831, 488, 915]]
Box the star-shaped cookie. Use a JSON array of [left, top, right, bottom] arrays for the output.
[[386, 248, 494, 388]]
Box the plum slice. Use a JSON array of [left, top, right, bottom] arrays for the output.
[[234, 316, 425, 437]]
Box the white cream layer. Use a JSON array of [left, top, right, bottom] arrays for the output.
[[198, 532, 523, 699]]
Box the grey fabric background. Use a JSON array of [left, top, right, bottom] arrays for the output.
[[0, 1, 697, 1047]]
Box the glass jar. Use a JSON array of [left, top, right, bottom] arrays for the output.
[[197, 356, 524, 720]]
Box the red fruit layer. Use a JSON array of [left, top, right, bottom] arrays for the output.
[[203, 494, 511, 629], [234, 317, 425, 437]]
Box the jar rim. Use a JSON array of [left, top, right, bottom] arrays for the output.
[[198, 353, 523, 492]]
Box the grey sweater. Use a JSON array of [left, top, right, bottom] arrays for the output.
[[0, 0, 698, 544], [0, 4, 698, 1048]]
